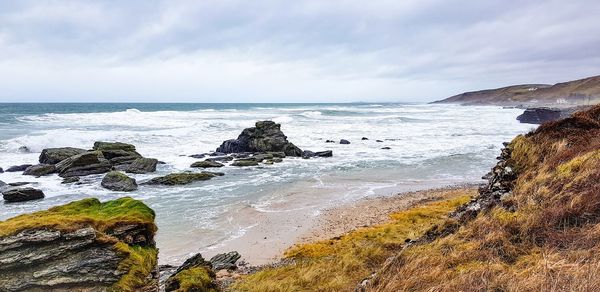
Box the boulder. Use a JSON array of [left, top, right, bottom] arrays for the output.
[[101, 171, 138, 192], [190, 160, 225, 168], [361, 137, 369, 140], [2, 187, 44, 202], [0, 197, 158, 291], [210, 251, 241, 270], [315, 150, 333, 157], [164, 253, 216, 292], [23, 164, 56, 176], [55, 151, 112, 177], [93, 141, 137, 152], [340, 139, 351, 144], [302, 150, 315, 159], [216, 121, 303, 156], [144, 172, 217, 186], [39, 147, 87, 164], [516, 108, 562, 124], [231, 159, 259, 167], [5, 164, 33, 172], [61, 177, 80, 184], [126, 158, 158, 174]]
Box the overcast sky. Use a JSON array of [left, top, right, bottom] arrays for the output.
[[0, 0, 599, 103]]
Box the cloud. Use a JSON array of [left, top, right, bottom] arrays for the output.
[[0, 0, 599, 102]]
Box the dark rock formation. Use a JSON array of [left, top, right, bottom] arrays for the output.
[[55, 151, 112, 177], [61, 177, 80, 184], [93, 141, 137, 152], [0, 167, 3, 173], [315, 150, 333, 157], [381, 147, 391, 150], [5, 164, 33, 172], [210, 251, 241, 270], [361, 137, 369, 140], [302, 150, 315, 159], [144, 172, 217, 185], [191, 160, 225, 168], [39, 147, 87, 164], [231, 159, 259, 167], [101, 171, 138, 192], [126, 158, 158, 174], [2, 187, 45, 202], [340, 139, 351, 144], [376, 140, 383, 142], [516, 108, 562, 124], [216, 121, 303, 156], [0, 197, 158, 291], [23, 164, 56, 176]]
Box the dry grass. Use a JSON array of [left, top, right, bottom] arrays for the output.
[[370, 105, 600, 291], [232, 190, 473, 291]]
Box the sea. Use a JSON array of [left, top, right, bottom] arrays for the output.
[[0, 103, 535, 264]]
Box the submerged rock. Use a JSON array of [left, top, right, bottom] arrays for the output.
[[61, 177, 80, 184], [315, 150, 333, 157], [126, 158, 158, 174], [5, 164, 33, 172], [361, 137, 369, 140], [55, 151, 112, 177], [206, 156, 234, 162], [0, 197, 158, 291], [191, 160, 225, 168], [216, 121, 303, 156], [23, 164, 55, 177], [101, 171, 138, 192], [340, 139, 351, 144], [2, 187, 45, 202], [231, 159, 259, 167], [144, 172, 217, 186], [381, 147, 391, 150], [39, 147, 87, 164], [210, 251, 241, 270], [189, 154, 206, 159]]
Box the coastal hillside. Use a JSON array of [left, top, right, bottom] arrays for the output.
[[234, 105, 600, 291], [434, 75, 600, 106]]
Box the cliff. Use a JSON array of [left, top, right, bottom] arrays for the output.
[[0, 197, 158, 291], [434, 75, 600, 106]]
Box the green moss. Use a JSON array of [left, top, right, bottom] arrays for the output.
[[145, 172, 216, 185], [0, 197, 156, 237], [557, 149, 600, 177], [93, 141, 136, 152], [112, 243, 158, 291], [171, 266, 218, 292]]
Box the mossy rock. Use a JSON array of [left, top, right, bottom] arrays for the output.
[[101, 171, 138, 192], [93, 141, 137, 152], [190, 160, 225, 168], [0, 197, 158, 291], [231, 160, 259, 167], [144, 172, 217, 186]]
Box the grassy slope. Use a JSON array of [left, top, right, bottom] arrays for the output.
[[233, 189, 474, 291], [370, 105, 600, 291], [0, 197, 158, 291]]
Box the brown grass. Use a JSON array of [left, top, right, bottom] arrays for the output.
[[370, 105, 600, 291]]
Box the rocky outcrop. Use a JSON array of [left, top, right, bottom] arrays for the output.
[[516, 108, 562, 124], [144, 172, 218, 186], [93, 141, 137, 152], [23, 164, 56, 176], [216, 121, 303, 157], [164, 253, 217, 292], [5, 164, 33, 172], [126, 158, 158, 174], [101, 171, 138, 192], [2, 187, 45, 202], [210, 251, 241, 270], [0, 197, 158, 291], [191, 160, 225, 168], [55, 151, 112, 178], [39, 147, 87, 164]]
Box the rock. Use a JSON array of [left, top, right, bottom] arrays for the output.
[[315, 150, 333, 157], [210, 251, 241, 270], [61, 177, 80, 184], [93, 141, 137, 152], [2, 187, 44, 202], [189, 154, 206, 159], [101, 171, 138, 192], [0, 197, 158, 291], [0, 167, 3, 173], [251, 153, 274, 162], [18, 146, 30, 153], [268, 152, 286, 158], [340, 139, 351, 144], [5, 164, 33, 172], [264, 160, 274, 165], [381, 147, 391, 150], [516, 108, 562, 124], [39, 147, 87, 164], [8, 182, 30, 187], [126, 158, 158, 174], [376, 140, 383, 142], [209, 152, 226, 156], [272, 157, 283, 163], [191, 160, 224, 168], [216, 121, 303, 156], [302, 150, 316, 159], [361, 137, 369, 140], [164, 253, 216, 292], [144, 172, 217, 186], [325, 139, 335, 143], [23, 164, 55, 176], [206, 156, 234, 162], [231, 159, 259, 167], [55, 151, 112, 177]]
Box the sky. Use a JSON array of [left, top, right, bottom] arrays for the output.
[[0, 0, 599, 103]]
